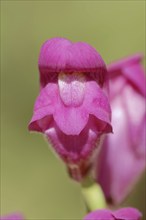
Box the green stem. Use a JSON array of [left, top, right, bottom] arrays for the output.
[[81, 177, 107, 212]]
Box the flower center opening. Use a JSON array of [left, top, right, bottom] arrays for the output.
[[58, 72, 86, 107]]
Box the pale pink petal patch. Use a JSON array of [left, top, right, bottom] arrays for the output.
[[58, 72, 86, 107]]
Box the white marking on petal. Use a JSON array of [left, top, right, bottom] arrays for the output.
[[58, 72, 86, 107]]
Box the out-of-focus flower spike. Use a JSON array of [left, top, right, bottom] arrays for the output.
[[108, 54, 146, 96], [96, 54, 146, 204]]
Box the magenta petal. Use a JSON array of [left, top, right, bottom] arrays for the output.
[[113, 208, 142, 220], [83, 208, 142, 220], [0, 213, 24, 220], [123, 64, 146, 97], [54, 107, 89, 135], [83, 209, 114, 220], [28, 83, 58, 132], [108, 54, 145, 96], [84, 81, 112, 131], [38, 37, 107, 88], [67, 42, 106, 74], [39, 38, 71, 72], [107, 54, 142, 72], [54, 99, 89, 135]]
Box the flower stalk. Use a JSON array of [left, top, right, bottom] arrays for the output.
[[81, 177, 107, 212]]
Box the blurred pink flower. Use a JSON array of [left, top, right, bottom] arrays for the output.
[[96, 54, 146, 204], [84, 207, 142, 220], [0, 213, 24, 220], [28, 38, 112, 181]]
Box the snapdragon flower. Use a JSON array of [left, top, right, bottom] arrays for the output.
[[29, 38, 112, 181]]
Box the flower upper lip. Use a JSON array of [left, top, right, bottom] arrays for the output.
[[38, 37, 107, 88]]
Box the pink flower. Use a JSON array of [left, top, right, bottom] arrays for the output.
[[96, 54, 146, 204], [84, 207, 142, 220], [28, 38, 112, 181], [0, 213, 24, 220]]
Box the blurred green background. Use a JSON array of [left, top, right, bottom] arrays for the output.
[[1, 1, 145, 219]]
